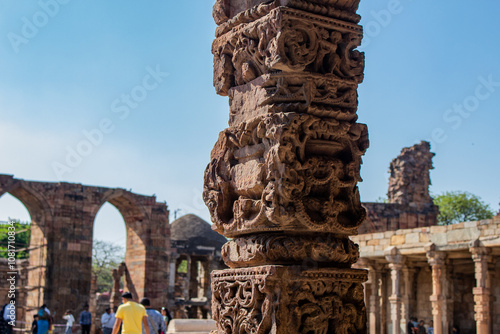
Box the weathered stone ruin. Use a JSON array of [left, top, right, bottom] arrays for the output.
[[204, 0, 369, 332], [387, 141, 435, 205], [0, 174, 170, 325], [359, 141, 439, 234], [168, 214, 226, 319], [351, 144, 500, 334]]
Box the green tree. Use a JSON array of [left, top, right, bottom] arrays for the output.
[[92, 240, 124, 293], [0, 220, 31, 259], [434, 191, 494, 225]]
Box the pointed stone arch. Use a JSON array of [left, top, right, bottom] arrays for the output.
[[0, 175, 52, 316]]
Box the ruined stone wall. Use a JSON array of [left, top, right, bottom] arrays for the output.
[[359, 141, 439, 234], [388, 141, 434, 205], [359, 202, 438, 234], [0, 174, 170, 323]]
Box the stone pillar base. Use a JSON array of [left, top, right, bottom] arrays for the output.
[[211, 266, 367, 334]]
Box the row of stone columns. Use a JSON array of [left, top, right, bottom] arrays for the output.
[[365, 243, 495, 334]]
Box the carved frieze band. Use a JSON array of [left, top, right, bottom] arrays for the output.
[[213, 7, 364, 96], [211, 266, 367, 334], [214, 0, 362, 28], [222, 234, 359, 268], [203, 112, 368, 237]]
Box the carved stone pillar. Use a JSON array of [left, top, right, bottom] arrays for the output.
[[386, 247, 404, 334], [470, 242, 492, 334], [380, 270, 388, 334], [401, 266, 416, 333], [204, 1, 369, 332], [167, 253, 179, 308], [184, 255, 192, 301], [426, 244, 446, 334], [367, 262, 382, 334]]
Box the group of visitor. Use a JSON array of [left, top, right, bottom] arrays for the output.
[[103, 292, 171, 334], [407, 317, 433, 334], [25, 292, 172, 334], [407, 317, 461, 334]]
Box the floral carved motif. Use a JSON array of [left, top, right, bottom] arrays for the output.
[[211, 267, 368, 334], [213, 8, 364, 96], [203, 112, 368, 237]]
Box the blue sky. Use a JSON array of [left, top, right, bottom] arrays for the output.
[[1, 1, 499, 249]]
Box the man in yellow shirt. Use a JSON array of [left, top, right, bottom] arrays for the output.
[[112, 292, 150, 334]]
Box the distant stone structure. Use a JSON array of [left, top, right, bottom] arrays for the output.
[[353, 142, 499, 334], [353, 218, 500, 334], [168, 215, 226, 319], [204, 0, 369, 332], [388, 141, 435, 205], [359, 142, 439, 234], [0, 174, 170, 327]]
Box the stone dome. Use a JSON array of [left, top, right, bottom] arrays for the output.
[[170, 214, 227, 248]]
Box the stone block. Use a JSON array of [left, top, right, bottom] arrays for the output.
[[405, 233, 419, 244], [363, 245, 375, 253], [483, 229, 495, 236], [419, 233, 430, 243], [373, 233, 384, 240], [464, 221, 479, 228], [367, 239, 379, 246], [447, 228, 480, 243], [379, 239, 390, 246], [430, 233, 447, 245], [391, 235, 405, 246], [430, 226, 447, 234]]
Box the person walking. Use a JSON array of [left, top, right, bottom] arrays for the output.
[[160, 307, 171, 331], [37, 305, 51, 334], [139, 298, 166, 334], [62, 310, 75, 334], [112, 292, 150, 334], [101, 308, 116, 334], [79, 305, 92, 334], [31, 314, 39, 334]]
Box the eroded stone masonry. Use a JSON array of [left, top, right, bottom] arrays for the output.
[[0, 174, 170, 324], [359, 142, 438, 234], [204, 1, 369, 332]]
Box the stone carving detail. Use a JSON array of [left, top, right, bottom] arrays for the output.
[[222, 234, 359, 268], [205, 0, 367, 332], [213, 8, 364, 96], [388, 141, 435, 205], [213, 0, 363, 27], [211, 267, 367, 334], [204, 113, 368, 237]]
